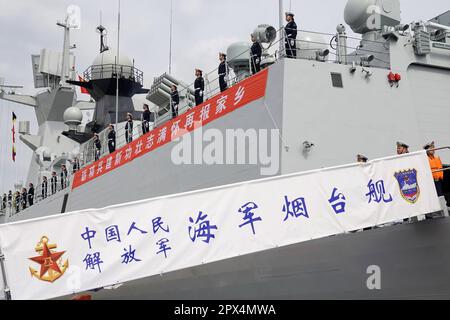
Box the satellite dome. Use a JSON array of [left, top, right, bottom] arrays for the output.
[[64, 107, 82, 131], [344, 0, 374, 32], [92, 49, 133, 67], [227, 42, 251, 68], [227, 42, 252, 82], [91, 49, 134, 80], [344, 0, 401, 34], [296, 32, 329, 60], [63, 107, 83, 124]]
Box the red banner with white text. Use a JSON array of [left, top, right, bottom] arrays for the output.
[[72, 69, 269, 189]]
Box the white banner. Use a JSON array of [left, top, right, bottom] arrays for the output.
[[0, 151, 441, 300]]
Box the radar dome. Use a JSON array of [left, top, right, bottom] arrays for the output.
[[296, 32, 329, 60], [227, 42, 252, 81], [63, 107, 83, 123], [91, 49, 134, 80], [92, 49, 133, 67], [344, 0, 401, 34], [227, 42, 251, 67], [64, 107, 82, 131]]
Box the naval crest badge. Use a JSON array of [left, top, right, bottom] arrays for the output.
[[28, 236, 69, 283], [394, 169, 420, 204]]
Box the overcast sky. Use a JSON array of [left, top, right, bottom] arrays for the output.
[[0, 0, 448, 193]]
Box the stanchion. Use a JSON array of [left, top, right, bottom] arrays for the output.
[[0, 249, 11, 300]]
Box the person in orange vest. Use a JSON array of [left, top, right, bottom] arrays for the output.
[[424, 141, 444, 196]]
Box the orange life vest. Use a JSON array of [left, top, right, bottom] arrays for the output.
[[428, 155, 444, 181]]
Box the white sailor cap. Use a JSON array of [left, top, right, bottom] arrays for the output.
[[424, 141, 435, 150], [396, 141, 409, 149], [285, 11, 295, 17]]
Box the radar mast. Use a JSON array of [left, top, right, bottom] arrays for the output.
[[96, 13, 110, 54]]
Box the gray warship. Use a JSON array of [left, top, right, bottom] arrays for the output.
[[1, 0, 450, 299]]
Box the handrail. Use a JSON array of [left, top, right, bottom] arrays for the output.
[[429, 146, 450, 152], [429, 147, 450, 173], [433, 168, 450, 173], [165, 27, 392, 111], [4, 145, 449, 218], [83, 63, 144, 86], [0, 173, 73, 218]]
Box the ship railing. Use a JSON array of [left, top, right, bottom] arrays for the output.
[[434, 168, 450, 173], [77, 44, 257, 166], [5, 146, 450, 221], [279, 27, 391, 68], [153, 28, 392, 127], [152, 73, 244, 128], [80, 126, 144, 165], [169, 26, 392, 107], [83, 64, 144, 86], [3, 179, 74, 218], [75, 25, 395, 168], [74, 26, 398, 171], [75, 26, 390, 169], [78, 68, 243, 165], [73, 142, 450, 223]]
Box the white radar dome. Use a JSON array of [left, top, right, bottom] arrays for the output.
[[64, 107, 83, 131], [296, 32, 329, 60], [91, 49, 134, 80], [227, 42, 252, 82], [63, 107, 83, 123], [227, 42, 251, 69], [92, 49, 133, 67], [344, 0, 401, 34]]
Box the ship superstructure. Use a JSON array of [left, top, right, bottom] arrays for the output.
[[0, 9, 95, 191]]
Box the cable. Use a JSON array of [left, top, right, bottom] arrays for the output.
[[263, 100, 289, 152], [330, 35, 337, 50]]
